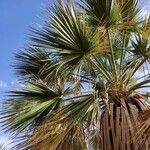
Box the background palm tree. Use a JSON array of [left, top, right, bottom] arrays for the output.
[[1, 0, 150, 149]]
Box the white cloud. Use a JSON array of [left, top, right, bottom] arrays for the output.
[[0, 80, 7, 89], [10, 79, 24, 90], [0, 79, 23, 91]]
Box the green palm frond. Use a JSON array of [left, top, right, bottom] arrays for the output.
[[1, 80, 64, 133], [31, 4, 96, 63], [14, 47, 52, 78], [131, 34, 150, 59], [26, 94, 106, 149], [78, 0, 113, 27], [120, 33, 150, 84], [115, 0, 140, 32], [30, 3, 104, 78], [116, 0, 138, 20], [140, 16, 150, 38]]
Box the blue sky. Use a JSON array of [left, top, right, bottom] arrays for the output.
[[0, 0, 149, 148], [0, 0, 49, 98]]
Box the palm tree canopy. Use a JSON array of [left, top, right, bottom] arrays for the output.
[[1, 0, 150, 149]]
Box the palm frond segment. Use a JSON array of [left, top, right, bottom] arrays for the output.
[[31, 4, 96, 65], [1, 80, 64, 133], [14, 47, 52, 78], [78, 0, 113, 27]]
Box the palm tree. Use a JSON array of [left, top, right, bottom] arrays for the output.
[[1, 0, 150, 149]]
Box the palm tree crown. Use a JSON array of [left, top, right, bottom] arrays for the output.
[[1, 0, 150, 149]]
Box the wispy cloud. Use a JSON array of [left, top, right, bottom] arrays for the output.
[[10, 79, 24, 90], [0, 80, 7, 89], [0, 79, 24, 98], [0, 79, 24, 90]]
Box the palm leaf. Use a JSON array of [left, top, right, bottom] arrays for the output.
[[14, 47, 52, 79], [78, 0, 113, 27], [31, 4, 96, 65], [1, 80, 64, 133], [25, 94, 106, 149]]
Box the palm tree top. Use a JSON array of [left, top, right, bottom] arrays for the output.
[[1, 0, 150, 149]]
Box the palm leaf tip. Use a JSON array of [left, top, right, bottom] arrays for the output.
[[31, 3, 96, 64], [1, 81, 64, 134], [14, 47, 51, 78]]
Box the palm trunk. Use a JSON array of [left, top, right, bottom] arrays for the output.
[[99, 98, 150, 150]]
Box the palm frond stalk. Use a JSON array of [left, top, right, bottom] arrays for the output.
[[1, 0, 150, 150]]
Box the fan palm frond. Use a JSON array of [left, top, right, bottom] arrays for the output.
[[78, 0, 113, 27], [14, 47, 52, 79], [25, 94, 106, 149], [1, 80, 64, 133], [31, 4, 96, 63]]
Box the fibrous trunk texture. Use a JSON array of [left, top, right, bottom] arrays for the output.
[[99, 99, 150, 150]]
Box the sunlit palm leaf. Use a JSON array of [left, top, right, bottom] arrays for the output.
[[1, 80, 64, 133], [31, 4, 96, 64], [14, 47, 52, 79], [25, 94, 106, 149], [78, 0, 113, 27]]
